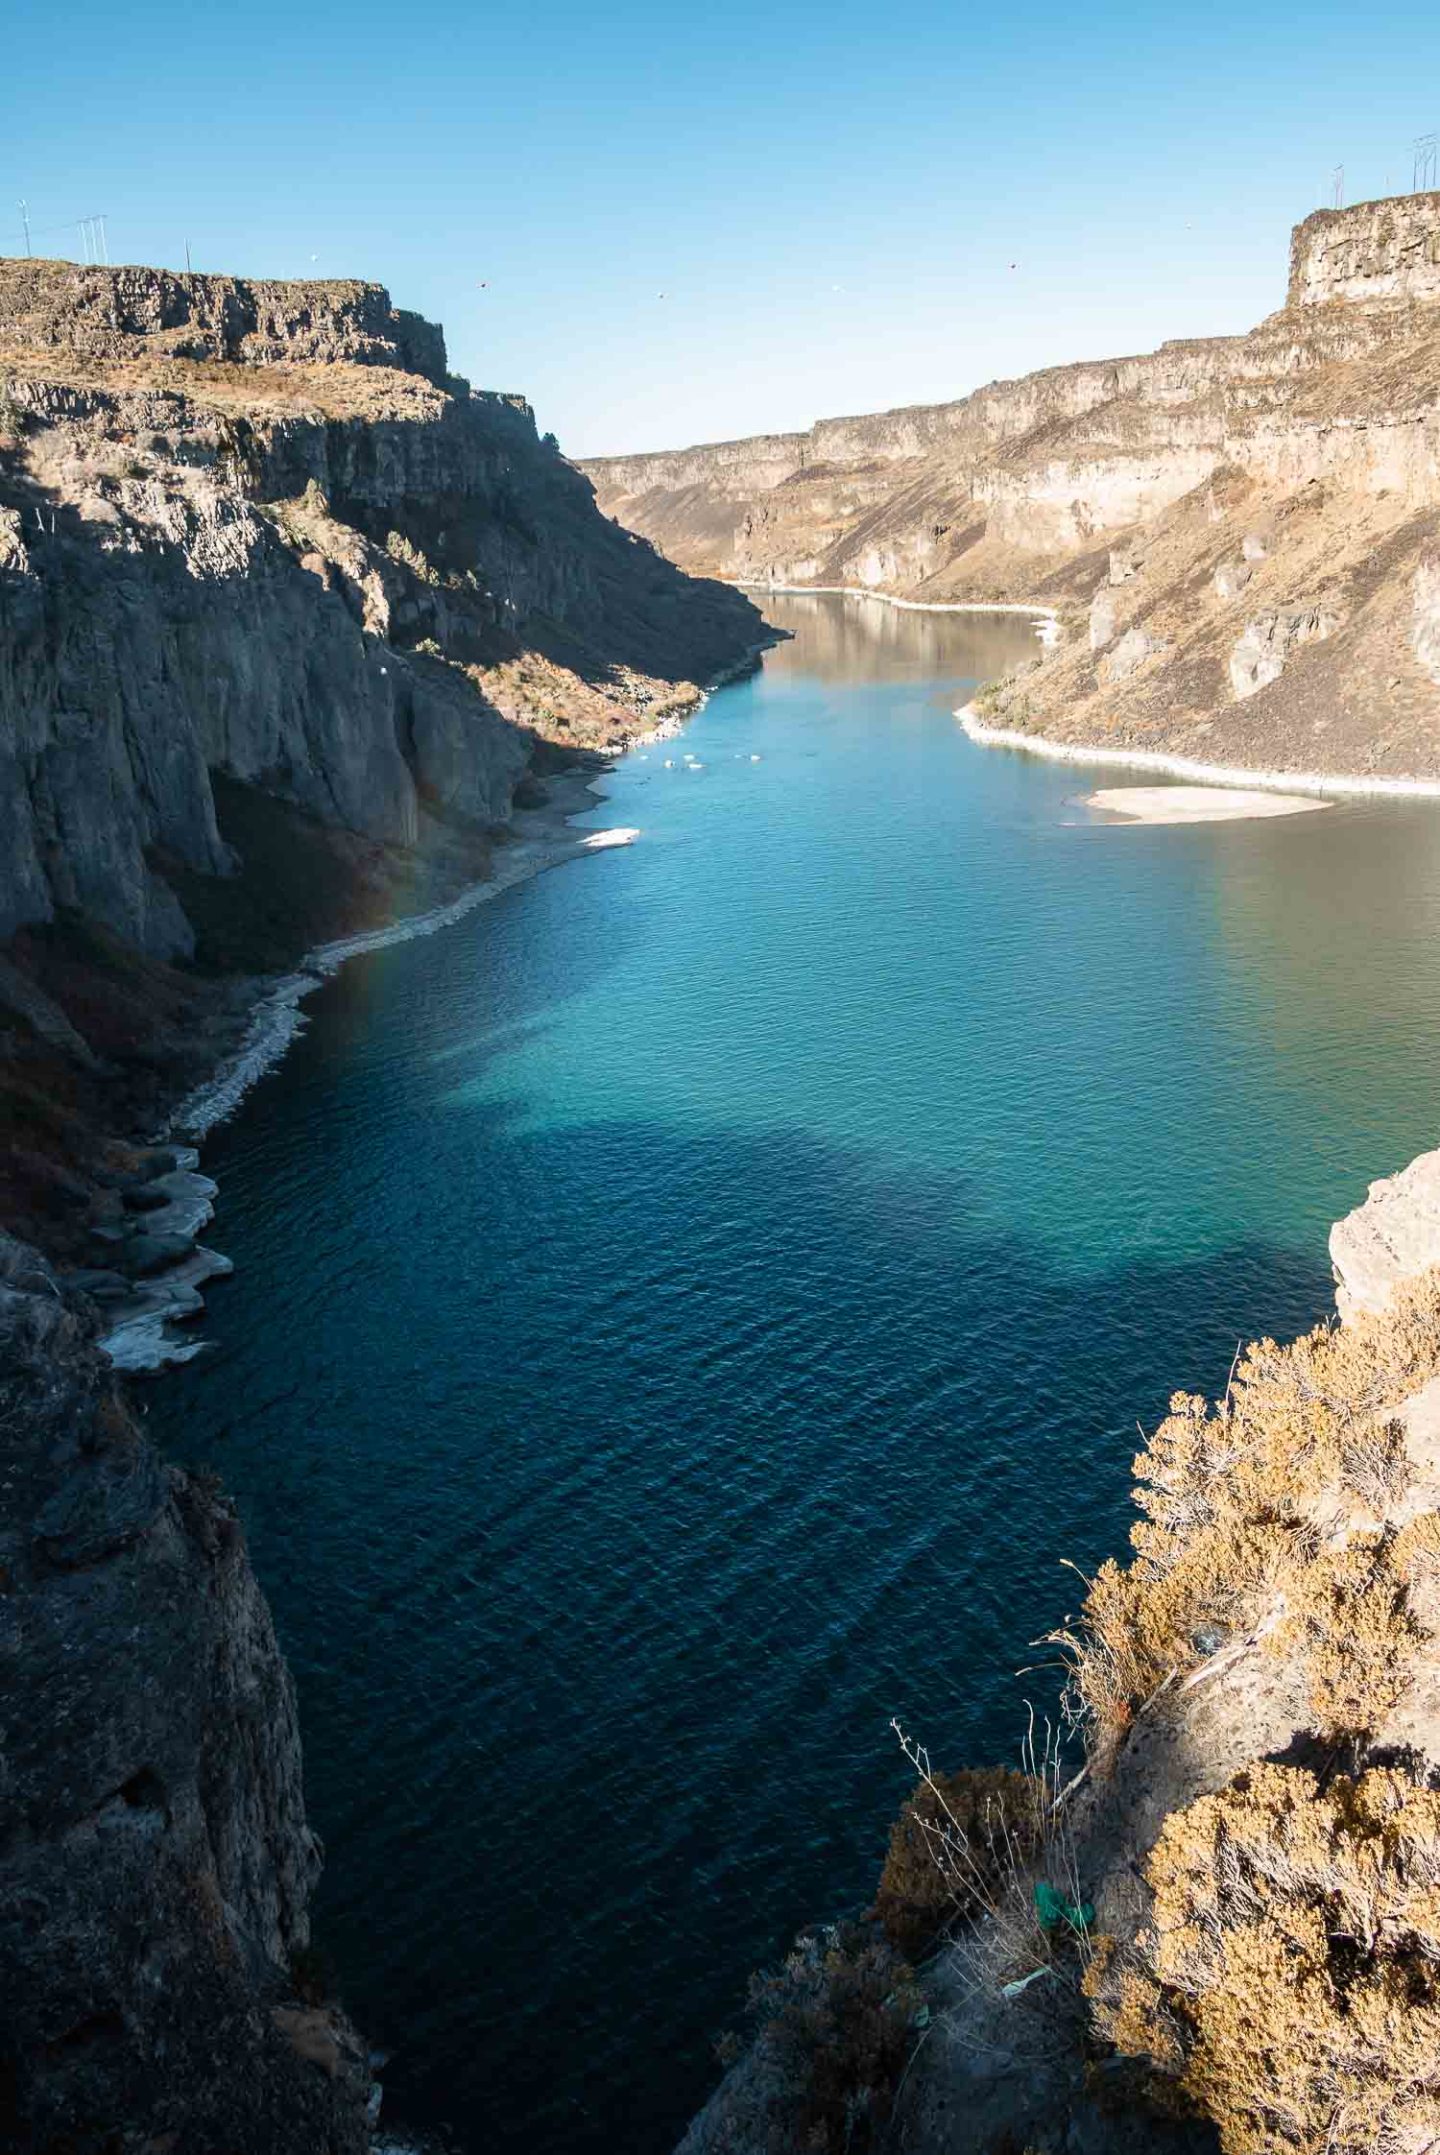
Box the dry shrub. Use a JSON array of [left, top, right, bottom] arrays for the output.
[[871, 1765, 1045, 1957], [744, 1921, 919, 2155], [1087, 1762, 1440, 2155], [1286, 1531, 1421, 1735], [1057, 1272, 1440, 1752]]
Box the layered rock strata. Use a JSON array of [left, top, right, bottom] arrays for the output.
[[584, 193, 1440, 784]]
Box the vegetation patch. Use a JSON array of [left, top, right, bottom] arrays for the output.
[[1086, 1762, 1440, 2155], [1058, 1272, 1440, 1757], [735, 1920, 920, 2155], [872, 1764, 1045, 1958]]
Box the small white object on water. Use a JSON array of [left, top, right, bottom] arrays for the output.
[[750, 754, 762, 762], [663, 758, 674, 767]]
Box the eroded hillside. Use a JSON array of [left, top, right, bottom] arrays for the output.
[[585, 193, 1440, 784]]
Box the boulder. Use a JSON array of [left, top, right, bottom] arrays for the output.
[[1413, 558, 1440, 686], [1213, 560, 1252, 601], [1229, 604, 1336, 700], [1331, 1147, 1440, 1320], [1089, 589, 1119, 652], [1098, 627, 1165, 684]]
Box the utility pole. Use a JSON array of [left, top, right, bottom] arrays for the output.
[[17, 199, 29, 256], [1415, 134, 1439, 192], [185, 239, 192, 273]]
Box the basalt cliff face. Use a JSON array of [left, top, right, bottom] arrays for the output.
[[1, 259, 759, 962], [0, 259, 761, 2150], [585, 192, 1440, 784], [0, 1232, 373, 2153]]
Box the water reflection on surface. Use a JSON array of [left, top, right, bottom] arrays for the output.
[[147, 592, 1440, 2155]]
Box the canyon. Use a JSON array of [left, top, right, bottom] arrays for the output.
[[585, 191, 1440, 787], [0, 258, 760, 2149], [10, 191, 1440, 2155]]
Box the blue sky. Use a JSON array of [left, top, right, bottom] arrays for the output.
[[5, 0, 1439, 455]]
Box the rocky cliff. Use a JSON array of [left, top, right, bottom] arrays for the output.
[[0, 1230, 374, 2153], [0, 258, 762, 2149], [585, 193, 1440, 785], [0, 259, 760, 961]]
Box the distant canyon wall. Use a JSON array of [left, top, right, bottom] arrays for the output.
[[583, 195, 1440, 783]]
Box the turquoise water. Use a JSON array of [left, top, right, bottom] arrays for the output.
[[147, 592, 1440, 2151]]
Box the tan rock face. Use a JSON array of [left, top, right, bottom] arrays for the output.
[[1414, 558, 1440, 684], [1330, 1148, 1440, 1319], [1288, 193, 1440, 308], [1228, 604, 1337, 700], [1098, 626, 1165, 683], [1089, 588, 1119, 650]]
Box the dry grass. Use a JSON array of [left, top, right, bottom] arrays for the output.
[[0, 341, 446, 422]]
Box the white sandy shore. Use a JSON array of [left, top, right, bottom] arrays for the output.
[[166, 771, 638, 1141], [735, 579, 1057, 633], [958, 705, 1440, 801], [1087, 785, 1329, 824]]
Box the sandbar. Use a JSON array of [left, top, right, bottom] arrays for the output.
[[1085, 785, 1330, 824]]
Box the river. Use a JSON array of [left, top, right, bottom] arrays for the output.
[[145, 590, 1440, 2151]]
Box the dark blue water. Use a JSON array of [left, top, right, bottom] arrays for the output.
[[144, 593, 1440, 2152]]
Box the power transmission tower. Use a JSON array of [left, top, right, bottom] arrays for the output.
[[17, 199, 30, 256], [1415, 134, 1439, 191], [1332, 164, 1345, 209]]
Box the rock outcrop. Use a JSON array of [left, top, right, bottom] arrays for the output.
[[584, 192, 1440, 786], [1330, 1145, 1440, 1319], [0, 1232, 373, 2150], [1287, 191, 1440, 308], [0, 257, 761, 958]]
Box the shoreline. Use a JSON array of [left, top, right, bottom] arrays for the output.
[[958, 704, 1440, 800], [630, 632, 780, 746], [164, 765, 638, 1143], [111, 768, 635, 1373], [736, 579, 1058, 628], [119, 645, 774, 1370]]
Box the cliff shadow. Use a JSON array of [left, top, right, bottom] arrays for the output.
[[139, 1095, 1335, 2155]]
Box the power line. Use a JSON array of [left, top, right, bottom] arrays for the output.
[[2, 208, 110, 257]]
